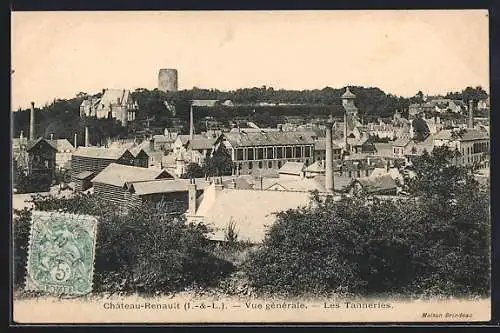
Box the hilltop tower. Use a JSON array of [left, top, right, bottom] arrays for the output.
[[158, 69, 178, 92]]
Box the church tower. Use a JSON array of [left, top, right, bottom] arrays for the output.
[[341, 87, 358, 117]]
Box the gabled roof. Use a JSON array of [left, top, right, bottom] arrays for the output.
[[278, 161, 305, 176], [92, 163, 173, 187], [73, 147, 131, 160], [26, 137, 57, 152], [99, 89, 132, 107]]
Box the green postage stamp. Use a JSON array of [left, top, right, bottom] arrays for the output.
[[25, 211, 98, 296]]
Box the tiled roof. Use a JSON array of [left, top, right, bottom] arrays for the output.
[[91, 163, 173, 187], [263, 177, 326, 192], [278, 161, 305, 176], [392, 137, 412, 147], [189, 138, 216, 150], [126, 178, 209, 195], [73, 147, 130, 160], [225, 131, 315, 148], [314, 139, 341, 151]]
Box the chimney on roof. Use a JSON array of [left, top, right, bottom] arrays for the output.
[[102, 88, 105, 95], [230, 178, 237, 189], [29, 101, 35, 141], [188, 178, 197, 216], [214, 176, 224, 192], [468, 99, 474, 129], [50, 133, 54, 140], [325, 122, 335, 194]]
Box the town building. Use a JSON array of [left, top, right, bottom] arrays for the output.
[[70, 147, 137, 184], [48, 139, 75, 171], [348, 174, 398, 196], [186, 179, 318, 243], [433, 128, 490, 167], [91, 163, 174, 208], [80, 89, 138, 126], [217, 130, 316, 175], [25, 138, 57, 184]]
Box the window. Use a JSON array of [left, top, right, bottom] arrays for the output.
[[248, 148, 254, 160], [295, 146, 302, 158], [257, 148, 264, 160], [268, 161, 272, 168], [277, 147, 283, 158], [278, 161, 282, 168], [348, 171, 352, 178], [258, 161, 263, 169], [305, 146, 311, 158], [267, 147, 274, 159], [248, 161, 253, 170], [236, 149, 244, 161], [286, 146, 292, 158], [44, 160, 49, 168]]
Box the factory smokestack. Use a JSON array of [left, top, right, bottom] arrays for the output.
[[29, 101, 35, 141], [189, 103, 194, 140], [468, 99, 474, 129], [85, 127, 90, 147], [325, 122, 334, 194]]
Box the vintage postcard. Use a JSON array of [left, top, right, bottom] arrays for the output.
[[11, 10, 491, 324]]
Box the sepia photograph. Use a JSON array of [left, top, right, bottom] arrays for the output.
[[11, 9, 491, 324]]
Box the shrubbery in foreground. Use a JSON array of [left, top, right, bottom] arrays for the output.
[[242, 147, 490, 297], [13, 193, 234, 294]]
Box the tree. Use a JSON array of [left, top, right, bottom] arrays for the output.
[[13, 193, 235, 294], [203, 146, 234, 177], [184, 162, 204, 179], [244, 146, 490, 297]]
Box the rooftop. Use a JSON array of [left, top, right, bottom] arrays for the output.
[[224, 131, 315, 148], [278, 161, 305, 176], [91, 163, 173, 187], [73, 147, 130, 160]]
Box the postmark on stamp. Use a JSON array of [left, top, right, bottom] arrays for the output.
[[25, 211, 98, 296]]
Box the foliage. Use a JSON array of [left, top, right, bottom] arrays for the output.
[[224, 218, 239, 243], [183, 162, 204, 179], [13, 193, 235, 294], [243, 147, 490, 297], [13, 166, 51, 194], [202, 145, 234, 177]]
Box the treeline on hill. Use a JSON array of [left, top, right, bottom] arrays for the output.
[[13, 147, 490, 297], [13, 85, 487, 141]]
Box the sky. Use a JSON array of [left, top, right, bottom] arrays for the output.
[[11, 10, 489, 110]]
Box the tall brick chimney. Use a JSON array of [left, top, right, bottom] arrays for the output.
[[188, 178, 197, 216], [29, 101, 35, 140], [85, 126, 90, 147], [325, 122, 334, 193], [189, 103, 194, 140], [468, 99, 474, 129]]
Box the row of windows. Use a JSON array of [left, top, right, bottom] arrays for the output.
[[234, 146, 313, 161], [236, 159, 311, 170], [462, 141, 489, 156]]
